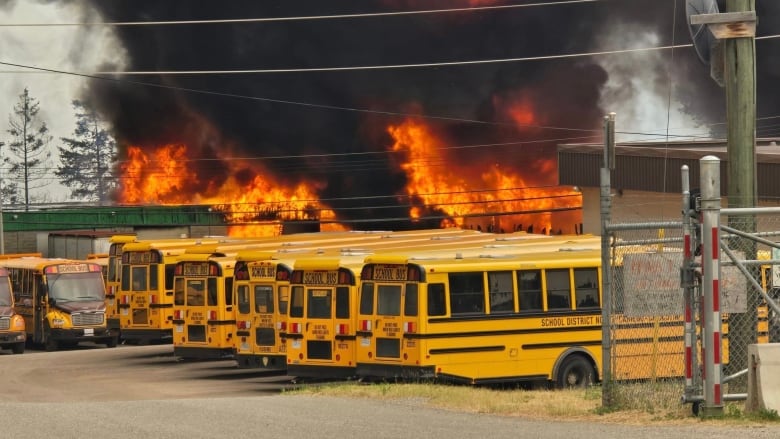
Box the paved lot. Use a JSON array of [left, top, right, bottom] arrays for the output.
[[0, 344, 777, 439]]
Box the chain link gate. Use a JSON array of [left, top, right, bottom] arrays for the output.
[[602, 220, 687, 411], [600, 159, 780, 415]]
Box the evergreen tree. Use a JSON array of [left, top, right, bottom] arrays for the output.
[[6, 87, 52, 210], [0, 140, 19, 205], [56, 100, 118, 203]]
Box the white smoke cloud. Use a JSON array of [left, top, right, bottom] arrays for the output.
[[593, 22, 713, 143], [0, 0, 126, 202]]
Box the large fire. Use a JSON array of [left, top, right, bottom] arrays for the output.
[[118, 113, 582, 237], [388, 118, 582, 234], [118, 144, 344, 237]]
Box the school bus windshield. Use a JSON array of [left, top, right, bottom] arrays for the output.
[[48, 272, 106, 302], [0, 282, 11, 306]]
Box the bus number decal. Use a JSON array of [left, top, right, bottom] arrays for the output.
[[250, 265, 275, 279], [302, 271, 338, 285], [373, 265, 407, 281]]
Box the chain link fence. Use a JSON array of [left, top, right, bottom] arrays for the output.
[[603, 220, 686, 411], [602, 213, 780, 413]]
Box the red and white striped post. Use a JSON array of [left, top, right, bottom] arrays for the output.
[[700, 155, 723, 416]]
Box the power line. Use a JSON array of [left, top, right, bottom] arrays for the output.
[[0, 1, 602, 27]]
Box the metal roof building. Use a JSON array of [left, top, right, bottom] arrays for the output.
[[557, 138, 780, 234]]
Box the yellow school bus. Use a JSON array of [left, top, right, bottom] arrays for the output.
[[0, 266, 26, 354], [285, 256, 367, 378], [1, 257, 114, 351], [172, 254, 237, 359], [119, 238, 224, 344], [353, 250, 606, 386], [105, 234, 137, 338], [233, 251, 294, 369]]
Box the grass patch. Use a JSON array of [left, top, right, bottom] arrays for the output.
[[286, 381, 780, 426]]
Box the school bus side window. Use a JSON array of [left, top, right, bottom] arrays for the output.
[[488, 271, 514, 313], [121, 265, 131, 291], [224, 278, 233, 306], [164, 264, 176, 290], [377, 284, 401, 316], [289, 286, 304, 318], [207, 278, 218, 306], [174, 278, 185, 306], [335, 286, 349, 319], [449, 272, 485, 315], [359, 282, 374, 315], [518, 270, 542, 312], [277, 285, 289, 315], [427, 283, 446, 316], [149, 263, 159, 290], [546, 269, 571, 310], [404, 283, 418, 317], [574, 268, 599, 308], [237, 285, 250, 314]]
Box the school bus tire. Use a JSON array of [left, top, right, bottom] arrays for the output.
[[105, 336, 118, 348], [44, 337, 58, 352], [11, 342, 25, 354], [555, 354, 594, 389]]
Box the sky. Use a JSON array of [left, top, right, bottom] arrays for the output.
[[0, 0, 778, 220]]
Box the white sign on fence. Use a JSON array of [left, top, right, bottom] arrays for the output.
[[622, 251, 747, 316], [623, 252, 684, 317]]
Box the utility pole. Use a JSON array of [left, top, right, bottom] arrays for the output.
[[724, 0, 758, 388], [691, 0, 757, 396]]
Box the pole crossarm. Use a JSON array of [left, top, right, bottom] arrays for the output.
[[690, 11, 756, 39]]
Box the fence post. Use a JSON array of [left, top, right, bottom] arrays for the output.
[[700, 155, 724, 417], [681, 165, 699, 400], [600, 113, 615, 408]]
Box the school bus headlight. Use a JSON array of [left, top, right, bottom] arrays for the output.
[[51, 318, 66, 328], [11, 315, 25, 330]]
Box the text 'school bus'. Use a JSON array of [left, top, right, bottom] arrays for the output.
[[0, 257, 115, 351], [172, 255, 237, 360], [0, 267, 26, 354], [354, 250, 606, 387], [285, 256, 366, 378], [118, 239, 222, 344], [233, 251, 294, 369], [104, 234, 137, 338]]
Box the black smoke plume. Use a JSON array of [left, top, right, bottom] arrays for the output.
[[80, 0, 779, 228]]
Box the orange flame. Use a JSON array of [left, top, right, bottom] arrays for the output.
[[388, 118, 582, 234], [118, 144, 347, 237]]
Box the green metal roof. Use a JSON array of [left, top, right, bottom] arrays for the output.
[[1, 205, 221, 232]]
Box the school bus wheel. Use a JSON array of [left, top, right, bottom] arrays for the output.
[[555, 354, 595, 388], [11, 342, 24, 354]]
